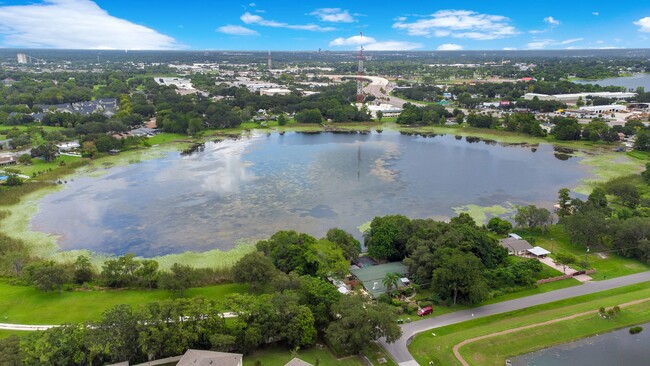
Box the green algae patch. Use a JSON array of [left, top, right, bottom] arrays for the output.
[[453, 203, 515, 224], [575, 152, 644, 195]]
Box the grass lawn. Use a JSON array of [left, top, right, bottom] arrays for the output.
[[147, 132, 188, 145], [408, 281, 650, 366], [0, 281, 249, 324], [515, 225, 650, 280], [462, 301, 650, 366], [243, 345, 363, 366], [12, 155, 82, 177], [0, 330, 29, 339]]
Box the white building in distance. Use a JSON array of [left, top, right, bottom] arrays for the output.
[[524, 92, 636, 104]]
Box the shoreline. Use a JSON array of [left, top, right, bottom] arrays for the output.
[[1, 124, 645, 268]]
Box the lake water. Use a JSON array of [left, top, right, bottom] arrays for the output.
[[31, 132, 589, 256], [512, 323, 650, 366], [574, 73, 650, 91]]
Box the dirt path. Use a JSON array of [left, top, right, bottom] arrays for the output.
[[452, 298, 650, 366]]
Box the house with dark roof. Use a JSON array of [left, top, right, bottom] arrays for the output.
[[499, 237, 534, 256]]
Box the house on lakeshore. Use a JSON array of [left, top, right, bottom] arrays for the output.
[[0, 156, 17, 167], [350, 262, 409, 298], [500, 237, 534, 257], [112, 349, 243, 366]]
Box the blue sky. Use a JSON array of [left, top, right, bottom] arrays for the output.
[[0, 0, 649, 50]]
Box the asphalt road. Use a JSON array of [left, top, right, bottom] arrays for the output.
[[379, 271, 650, 366]]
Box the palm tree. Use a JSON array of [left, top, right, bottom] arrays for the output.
[[382, 272, 401, 296]]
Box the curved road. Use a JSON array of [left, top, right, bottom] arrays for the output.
[[322, 75, 423, 108], [379, 271, 650, 366]]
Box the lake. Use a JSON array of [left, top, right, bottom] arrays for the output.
[[574, 73, 650, 91], [31, 131, 589, 256], [512, 323, 650, 366]]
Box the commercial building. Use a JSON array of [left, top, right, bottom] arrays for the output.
[[260, 88, 292, 96], [579, 105, 628, 114], [524, 92, 636, 104]]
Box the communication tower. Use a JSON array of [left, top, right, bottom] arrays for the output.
[[356, 32, 365, 104]]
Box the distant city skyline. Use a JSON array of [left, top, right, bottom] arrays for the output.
[[0, 0, 649, 51]]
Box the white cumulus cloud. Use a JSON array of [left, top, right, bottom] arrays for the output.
[[544, 16, 560, 25], [241, 12, 335, 32], [592, 12, 599, 16], [437, 43, 463, 51], [0, 0, 179, 49], [310, 8, 354, 23], [635, 17, 650, 32], [329, 34, 422, 50], [393, 10, 517, 40], [217, 25, 259, 36], [527, 38, 583, 49]]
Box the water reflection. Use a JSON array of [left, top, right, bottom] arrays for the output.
[[31, 132, 590, 256]]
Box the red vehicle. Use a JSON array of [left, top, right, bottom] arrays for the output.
[[417, 306, 433, 316]]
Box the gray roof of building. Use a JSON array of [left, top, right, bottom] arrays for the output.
[[500, 237, 534, 252], [285, 358, 314, 366], [176, 349, 242, 366]]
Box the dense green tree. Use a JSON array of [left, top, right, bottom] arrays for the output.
[[606, 182, 640, 208], [4, 175, 22, 187], [431, 248, 488, 305], [73, 255, 93, 284], [557, 188, 572, 218], [30, 142, 58, 162], [159, 263, 197, 297], [325, 295, 401, 355], [233, 251, 277, 289], [295, 109, 323, 124], [365, 215, 413, 261], [135, 259, 159, 289], [325, 228, 361, 262], [17, 154, 31, 165], [21, 324, 90, 366], [487, 217, 513, 235], [514, 205, 553, 230], [634, 130, 650, 151], [0, 335, 20, 366], [564, 209, 610, 248], [25, 261, 68, 292]]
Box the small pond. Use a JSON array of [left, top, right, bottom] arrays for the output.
[[512, 323, 650, 366]]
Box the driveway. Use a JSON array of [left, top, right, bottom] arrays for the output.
[[537, 256, 592, 282]]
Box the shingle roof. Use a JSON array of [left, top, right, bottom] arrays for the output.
[[176, 349, 242, 366], [500, 237, 534, 252], [285, 358, 314, 366]]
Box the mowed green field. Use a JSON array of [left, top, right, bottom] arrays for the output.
[[462, 301, 650, 366], [0, 281, 249, 325], [409, 282, 650, 366]]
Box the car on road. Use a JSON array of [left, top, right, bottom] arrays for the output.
[[417, 306, 433, 316]]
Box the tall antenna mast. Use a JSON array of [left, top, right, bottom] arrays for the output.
[[357, 31, 365, 104], [267, 50, 272, 70]]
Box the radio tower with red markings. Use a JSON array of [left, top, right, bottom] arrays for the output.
[[356, 31, 365, 104]]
